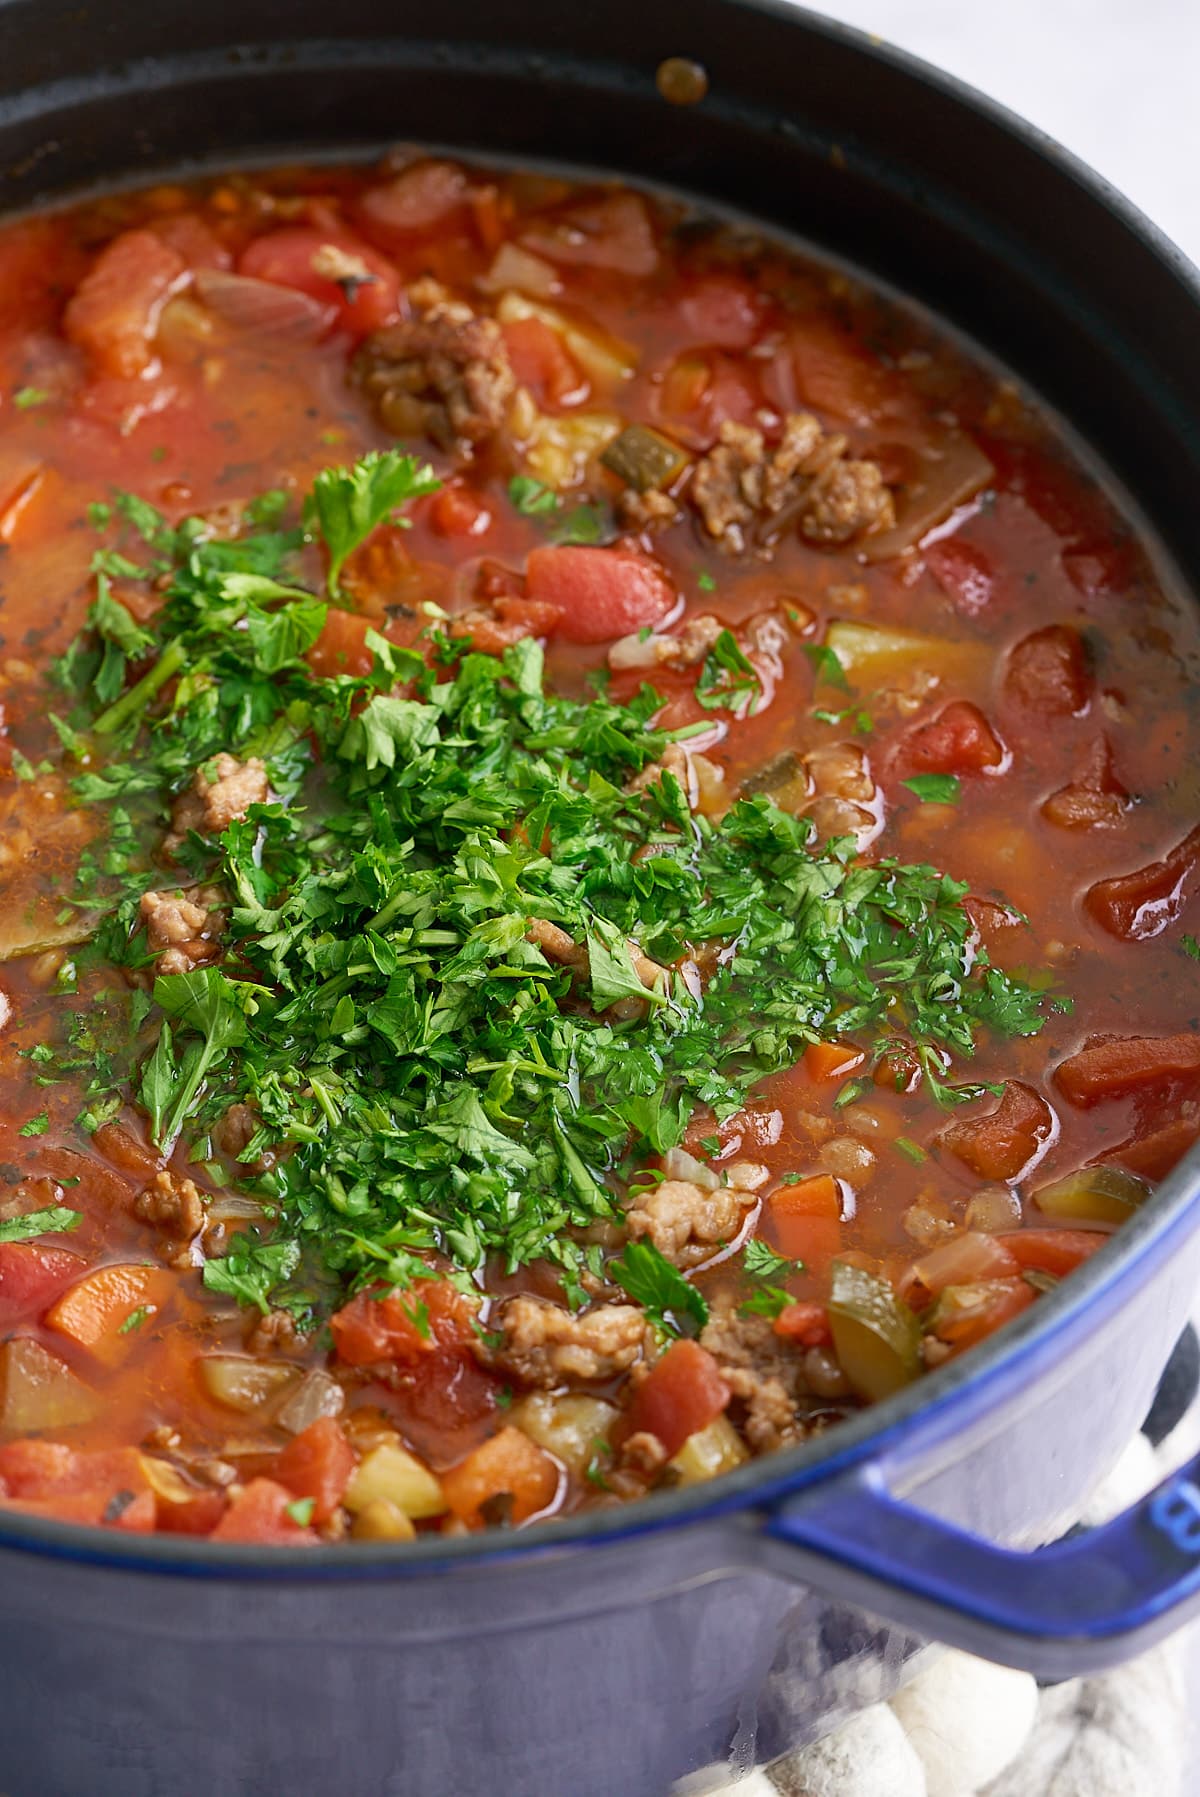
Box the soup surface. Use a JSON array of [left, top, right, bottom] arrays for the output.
[[0, 156, 1197, 1544]]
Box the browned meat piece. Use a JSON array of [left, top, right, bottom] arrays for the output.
[[245, 1309, 301, 1355], [164, 752, 269, 856], [134, 1170, 204, 1268], [483, 1295, 649, 1387], [356, 277, 514, 453], [691, 413, 895, 553], [699, 1294, 814, 1453], [624, 1176, 759, 1270], [525, 917, 667, 1016], [801, 740, 881, 847], [614, 486, 681, 533], [620, 1430, 669, 1476], [139, 886, 227, 977]]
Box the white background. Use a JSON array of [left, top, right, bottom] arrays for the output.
[[804, 0, 1200, 267]]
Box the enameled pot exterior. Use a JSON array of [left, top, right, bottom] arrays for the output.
[[1, 4, 1199, 1793]]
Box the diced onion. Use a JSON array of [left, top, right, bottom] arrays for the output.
[[344, 1442, 446, 1519], [863, 432, 994, 562], [198, 1354, 301, 1414], [964, 1185, 1024, 1233], [0, 1337, 98, 1431], [276, 1369, 346, 1436], [195, 269, 337, 341], [476, 243, 561, 298], [661, 1148, 721, 1190], [510, 1392, 620, 1476]]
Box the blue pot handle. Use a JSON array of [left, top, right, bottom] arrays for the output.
[[763, 1450, 1200, 1676]]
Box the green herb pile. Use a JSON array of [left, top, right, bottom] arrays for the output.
[[37, 453, 1051, 1324]]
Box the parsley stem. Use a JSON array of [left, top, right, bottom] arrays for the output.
[[93, 638, 188, 737]]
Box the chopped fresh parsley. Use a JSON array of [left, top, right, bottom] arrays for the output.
[[0, 1206, 82, 1242], [38, 453, 1054, 1324], [695, 630, 761, 714], [697, 571, 717, 593], [803, 643, 849, 691], [119, 1304, 154, 1334], [903, 774, 961, 806], [1182, 934, 1200, 962], [894, 1135, 927, 1163], [285, 1497, 316, 1527], [18, 1111, 49, 1137], [738, 1237, 804, 1319], [508, 475, 560, 517], [609, 1239, 709, 1335], [13, 385, 49, 410]]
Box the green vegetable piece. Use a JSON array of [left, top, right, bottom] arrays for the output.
[[508, 475, 560, 517], [306, 449, 441, 597], [0, 1207, 82, 1244], [828, 1261, 921, 1401], [609, 1238, 708, 1335], [1032, 1164, 1150, 1226], [903, 774, 961, 806], [600, 423, 689, 493]]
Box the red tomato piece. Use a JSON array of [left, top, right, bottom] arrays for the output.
[[429, 482, 492, 539], [1061, 542, 1135, 601], [0, 1489, 157, 1531], [925, 537, 995, 614], [998, 1229, 1109, 1276], [625, 1340, 731, 1458], [64, 229, 188, 378], [273, 1418, 356, 1525], [155, 1486, 228, 1536], [765, 316, 907, 427], [676, 272, 765, 349], [1084, 823, 1200, 941], [898, 1232, 1021, 1309], [0, 216, 85, 331], [653, 349, 762, 449], [896, 701, 1005, 778], [0, 1442, 155, 1532], [772, 1302, 832, 1346], [0, 1242, 84, 1330], [500, 316, 585, 406], [1109, 1117, 1200, 1182], [449, 597, 563, 655], [209, 1477, 318, 1544], [525, 545, 675, 644], [383, 1347, 501, 1471], [522, 193, 658, 277], [1054, 1033, 1200, 1108], [1003, 624, 1092, 716], [329, 1278, 475, 1369], [239, 228, 399, 340], [306, 607, 374, 680], [355, 161, 474, 248], [938, 1082, 1056, 1183], [150, 211, 232, 272]]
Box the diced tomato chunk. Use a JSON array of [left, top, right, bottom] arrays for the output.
[[355, 161, 474, 247], [238, 227, 399, 339], [1084, 824, 1200, 941], [925, 537, 995, 614], [521, 193, 658, 277], [938, 1082, 1056, 1182], [998, 1229, 1109, 1276], [64, 230, 187, 378], [329, 1278, 475, 1368], [767, 1176, 842, 1274], [0, 1441, 156, 1531], [1109, 1117, 1200, 1182], [1003, 624, 1091, 716], [0, 217, 84, 330], [0, 1242, 84, 1330], [273, 1418, 356, 1524], [652, 350, 762, 448], [624, 1340, 730, 1458], [0, 1489, 157, 1531], [897, 701, 1005, 778], [676, 272, 765, 349], [429, 481, 492, 539], [306, 607, 374, 679], [155, 1486, 228, 1536], [766, 316, 907, 427], [383, 1347, 500, 1470], [500, 316, 584, 406], [525, 545, 675, 644], [209, 1477, 318, 1544], [772, 1302, 832, 1346], [150, 211, 232, 272], [440, 1425, 559, 1527], [1054, 1033, 1200, 1108]]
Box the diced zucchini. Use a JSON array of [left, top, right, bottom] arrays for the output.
[[828, 1261, 921, 1401], [668, 1414, 749, 1485], [1032, 1165, 1150, 1227], [496, 291, 635, 386], [510, 1392, 620, 1477], [600, 424, 689, 492], [344, 1441, 446, 1519], [824, 620, 987, 688]]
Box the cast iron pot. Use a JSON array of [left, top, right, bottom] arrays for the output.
[[1, 5, 1200, 1794]]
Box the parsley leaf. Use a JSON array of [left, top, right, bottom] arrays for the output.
[[609, 1239, 708, 1335], [903, 774, 961, 805], [508, 475, 560, 517], [18, 1111, 49, 1137], [13, 385, 49, 410], [696, 630, 761, 714], [0, 1207, 82, 1242], [306, 450, 441, 596], [1182, 934, 1200, 962], [285, 1496, 316, 1527], [202, 1232, 301, 1314]]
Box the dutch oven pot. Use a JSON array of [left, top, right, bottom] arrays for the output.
[[1, 4, 1200, 1794]]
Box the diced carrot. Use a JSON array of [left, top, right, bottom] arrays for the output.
[[624, 1340, 730, 1459], [772, 1301, 832, 1346], [804, 1041, 866, 1083], [767, 1175, 842, 1270], [1084, 824, 1200, 941], [1054, 1034, 1200, 1108], [44, 1262, 175, 1367], [937, 1082, 1055, 1182], [209, 1477, 318, 1544], [439, 1426, 559, 1527], [329, 1278, 475, 1369], [998, 1228, 1109, 1276], [274, 1418, 356, 1525]]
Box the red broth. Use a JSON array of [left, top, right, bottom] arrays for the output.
[[0, 156, 1196, 1542]]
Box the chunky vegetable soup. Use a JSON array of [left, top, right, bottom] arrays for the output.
[[0, 156, 1196, 1545]]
